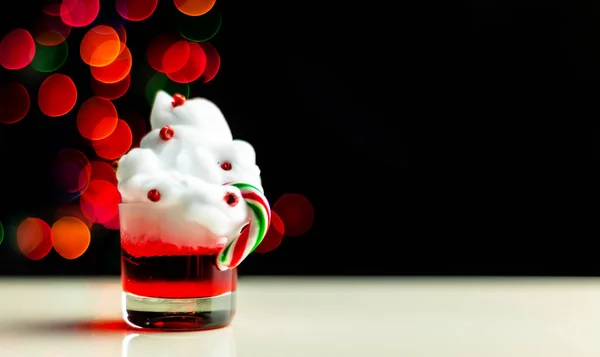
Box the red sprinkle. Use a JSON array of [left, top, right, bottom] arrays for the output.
[[224, 192, 238, 206], [159, 125, 174, 140], [172, 93, 186, 107], [147, 189, 161, 202], [220, 161, 232, 171]]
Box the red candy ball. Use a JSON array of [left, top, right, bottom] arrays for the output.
[[220, 161, 232, 171], [147, 189, 161, 202], [171, 93, 186, 107], [224, 192, 238, 207], [159, 125, 174, 140]]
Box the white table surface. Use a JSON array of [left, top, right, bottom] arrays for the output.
[[0, 277, 599, 356]]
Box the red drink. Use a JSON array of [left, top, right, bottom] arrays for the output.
[[120, 204, 237, 331]]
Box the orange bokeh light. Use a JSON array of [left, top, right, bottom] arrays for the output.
[[90, 45, 132, 84], [173, 0, 216, 16], [38, 74, 77, 117], [92, 119, 133, 160], [80, 25, 121, 67], [52, 216, 91, 260], [16, 218, 53, 260], [0, 82, 30, 124], [0, 28, 36, 70], [77, 97, 119, 140]]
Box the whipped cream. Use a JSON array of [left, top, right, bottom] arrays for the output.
[[117, 91, 263, 249]]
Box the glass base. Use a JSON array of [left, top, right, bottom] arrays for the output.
[[122, 291, 235, 331]]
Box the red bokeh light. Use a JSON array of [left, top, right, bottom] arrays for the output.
[[77, 97, 119, 140], [60, 0, 100, 28], [0, 82, 30, 124], [16, 218, 53, 260], [116, 0, 158, 22], [146, 33, 181, 73], [32, 12, 71, 46], [122, 112, 148, 148], [80, 180, 121, 229], [254, 211, 285, 254], [90, 73, 131, 100], [199, 42, 220, 83], [0, 29, 36, 70], [162, 40, 191, 74], [167, 41, 207, 84], [90, 160, 118, 185], [92, 119, 133, 160], [38, 74, 77, 117], [55, 203, 93, 227], [90, 45, 132, 84], [272, 194, 315, 237], [51, 148, 92, 194]]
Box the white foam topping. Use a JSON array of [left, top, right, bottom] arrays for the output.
[[117, 91, 263, 248]]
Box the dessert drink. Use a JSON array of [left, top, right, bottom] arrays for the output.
[[117, 91, 270, 330]]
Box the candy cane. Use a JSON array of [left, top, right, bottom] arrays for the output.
[[216, 182, 271, 271]]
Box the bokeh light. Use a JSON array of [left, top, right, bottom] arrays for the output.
[[80, 25, 121, 67], [30, 41, 69, 72], [52, 216, 91, 259], [0, 82, 30, 125], [254, 211, 285, 254], [54, 204, 93, 227], [116, 0, 158, 22], [166, 41, 206, 84], [76, 97, 119, 140], [91, 73, 130, 100], [51, 148, 91, 194], [145, 72, 190, 106], [37, 74, 77, 117], [122, 112, 148, 148], [90, 160, 118, 185], [90, 45, 132, 84], [173, 0, 216, 16], [199, 42, 220, 83], [162, 40, 191, 74], [43, 3, 62, 16], [32, 11, 71, 46], [16, 218, 53, 260], [0, 29, 36, 70], [0, 221, 4, 246], [92, 119, 133, 160], [272, 194, 315, 237], [80, 180, 121, 229], [146, 33, 181, 73], [178, 6, 222, 42], [60, 0, 101, 28]]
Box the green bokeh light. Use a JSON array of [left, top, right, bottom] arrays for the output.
[[30, 41, 68, 73], [145, 72, 190, 106], [0, 221, 4, 246], [178, 7, 222, 42]]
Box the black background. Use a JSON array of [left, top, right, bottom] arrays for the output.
[[0, 1, 596, 276]]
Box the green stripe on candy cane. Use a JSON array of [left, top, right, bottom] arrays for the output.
[[216, 182, 271, 271]]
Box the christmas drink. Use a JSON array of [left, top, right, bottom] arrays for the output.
[[117, 91, 270, 330]]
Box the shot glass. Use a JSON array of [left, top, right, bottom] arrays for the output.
[[119, 203, 237, 331]]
